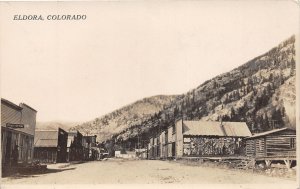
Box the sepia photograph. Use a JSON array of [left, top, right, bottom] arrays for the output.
[[0, 1, 299, 189]]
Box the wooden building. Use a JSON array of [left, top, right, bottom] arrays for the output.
[[148, 119, 252, 159], [148, 132, 162, 159], [67, 131, 83, 162], [82, 135, 98, 160], [245, 128, 296, 168], [159, 131, 167, 159], [1, 98, 37, 173], [167, 125, 176, 158], [177, 120, 251, 158], [34, 128, 68, 163]]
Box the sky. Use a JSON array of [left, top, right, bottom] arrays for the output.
[[0, 1, 299, 122]]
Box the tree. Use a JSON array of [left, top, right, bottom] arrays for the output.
[[173, 105, 179, 117], [230, 107, 235, 119], [269, 73, 274, 82], [255, 115, 264, 131], [290, 57, 296, 76], [281, 107, 286, 118], [262, 113, 270, 131]]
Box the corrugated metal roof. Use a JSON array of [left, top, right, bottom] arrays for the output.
[[34, 130, 58, 147], [182, 121, 251, 137], [246, 128, 294, 139]]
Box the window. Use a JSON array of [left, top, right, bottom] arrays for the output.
[[290, 138, 296, 149]]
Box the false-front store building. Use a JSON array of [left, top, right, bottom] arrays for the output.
[[1, 98, 37, 173]]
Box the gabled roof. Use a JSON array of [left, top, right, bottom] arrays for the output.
[[182, 121, 251, 137], [1, 98, 23, 111], [246, 127, 295, 139], [34, 130, 58, 147], [20, 103, 37, 112]]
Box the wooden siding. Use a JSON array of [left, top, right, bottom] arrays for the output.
[[167, 143, 173, 157], [1, 103, 22, 126], [245, 140, 255, 157], [1, 127, 34, 166], [255, 138, 265, 157], [34, 147, 57, 163], [245, 129, 296, 158], [266, 134, 296, 157], [159, 132, 165, 158], [175, 121, 183, 158], [19, 104, 37, 136], [167, 127, 173, 157], [1, 102, 37, 136]]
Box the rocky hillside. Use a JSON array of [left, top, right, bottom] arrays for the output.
[[71, 95, 179, 141], [73, 35, 296, 143]]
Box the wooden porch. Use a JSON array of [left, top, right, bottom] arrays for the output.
[[180, 155, 296, 169]]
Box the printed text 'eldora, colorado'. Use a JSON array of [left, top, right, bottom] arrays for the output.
[[13, 14, 87, 21]]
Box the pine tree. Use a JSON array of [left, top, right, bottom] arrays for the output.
[[230, 107, 235, 119], [262, 113, 270, 131], [290, 57, 296, 76]]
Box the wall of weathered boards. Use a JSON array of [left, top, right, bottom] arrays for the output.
[[1, 99, 37, 171], [245, 128, 296, 158], [147, 120, 251, 159]]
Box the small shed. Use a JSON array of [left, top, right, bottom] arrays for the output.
[[245, 128, 296, 168]]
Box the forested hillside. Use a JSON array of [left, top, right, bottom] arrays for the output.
[[72, 35, 296, 143]]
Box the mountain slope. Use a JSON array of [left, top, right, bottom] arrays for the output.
[[71, 95, 179, 141], [36, 121, 81, 131], [73, 35, 296, 143]]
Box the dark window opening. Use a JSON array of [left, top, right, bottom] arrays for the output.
[[290, 138, 296, 149]]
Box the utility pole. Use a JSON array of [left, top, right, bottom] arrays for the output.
[[137, 128, 141, 150], [137, 134, 140, 149]]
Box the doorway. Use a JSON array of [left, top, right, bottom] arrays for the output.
[[5, 131, 12, 166]]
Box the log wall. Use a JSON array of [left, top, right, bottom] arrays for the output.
[[245, 129, 296, 158]]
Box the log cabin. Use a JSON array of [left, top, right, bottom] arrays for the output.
[[245, 127, 296, 168]]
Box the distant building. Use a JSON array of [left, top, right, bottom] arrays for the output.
[[1, 98, 37, 172], [148, 119, 252, 159], [82, 135, 98, 160], [34, 128, 68, 163], [67, 131, 83, 161]]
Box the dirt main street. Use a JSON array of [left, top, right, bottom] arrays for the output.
[[2, 159, 297, 184]]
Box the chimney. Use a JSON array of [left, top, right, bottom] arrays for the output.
[[220, 116, 223, 126], [220, 121, 227, 136]]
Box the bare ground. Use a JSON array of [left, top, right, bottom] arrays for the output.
[[1, 159, 297, 184]]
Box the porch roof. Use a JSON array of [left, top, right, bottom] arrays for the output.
[[246, 127, 295, 139]]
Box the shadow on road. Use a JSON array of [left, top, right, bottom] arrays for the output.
[[3, 167, 76, 179]]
